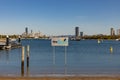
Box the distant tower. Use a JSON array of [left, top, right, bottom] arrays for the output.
[[117, 29, 120, 36], [110, 28, 115, 36], [80, 32, 83, 38], [75, 27, 79, 39], [25, 27, 28, 35], [75, 27, 80, 41], [31, 30, 33, 33]]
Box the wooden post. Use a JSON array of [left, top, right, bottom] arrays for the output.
[[21, 46, 25, 76], [27, 45, 30, 68], [18, 36, 21, 43], [26, 45, 30, 76], [6, 35, 9, 46]]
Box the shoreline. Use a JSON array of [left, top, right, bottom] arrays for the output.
[[0, 76, 120, 80], [0, 74, 120, 79]]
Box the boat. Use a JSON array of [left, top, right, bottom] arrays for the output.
[[98, 39, 101, 44], [116, 38, 120, 41]]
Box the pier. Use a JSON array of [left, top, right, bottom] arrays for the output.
[[0, 36, 22, 50]]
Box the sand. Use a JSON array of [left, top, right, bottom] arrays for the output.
[[0, 76, 120, 80]]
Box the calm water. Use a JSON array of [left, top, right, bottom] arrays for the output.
[[0, 39, 120, 76]]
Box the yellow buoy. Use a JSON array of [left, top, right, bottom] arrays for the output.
[[110, 46, 113, 53]]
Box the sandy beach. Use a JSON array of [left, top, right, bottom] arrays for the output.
[[0, 76, 120, 80]]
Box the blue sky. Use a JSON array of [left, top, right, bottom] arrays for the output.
[[0, 0, 120, 36]]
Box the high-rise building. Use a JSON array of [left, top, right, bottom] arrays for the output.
[[80, 32, 83, 38], [117, 29, 120, 36], [75, 27, 79, 37], [25, 27, 28, 35], [110, 28, 115, 36], [75, 27, 80, 40], [31, 30, 33, 33]]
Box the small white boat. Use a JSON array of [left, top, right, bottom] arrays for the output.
[[98, 39, 100, 44], [116, 38, 120, 41]]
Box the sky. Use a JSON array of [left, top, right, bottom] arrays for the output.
[[0, 0, 120, 36]]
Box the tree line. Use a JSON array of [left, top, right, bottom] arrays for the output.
[[0, 35, 20, 39], [0, 34, 120, 40], [83, 35, 120, 39]]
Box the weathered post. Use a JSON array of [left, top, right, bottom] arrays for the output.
[[26, 45, 30, 76], [6, 35, 9, 46], [27, 45, 30, 67], [21, 46, 25, 76], [18, 36, 21, 43]]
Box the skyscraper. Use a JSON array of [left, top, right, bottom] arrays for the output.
[[25, 27, 28, 35], [117, 29, 120, 36], [75, 27, 80, 40], [110, 28, 115, 36], [80, 32, 83, 38], [75, 27, 79, 37]]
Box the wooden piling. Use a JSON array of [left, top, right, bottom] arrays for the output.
[[26, 45, 30, 76], [6, 35, 9, 46], [27, 45, 30, 68], [18, 36, 21, 43], [21, 46, 25, 76]]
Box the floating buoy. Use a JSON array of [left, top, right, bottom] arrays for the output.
[[110, 46, 113, 53]]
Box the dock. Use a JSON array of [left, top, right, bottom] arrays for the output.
[[0, 36, 22, 50]]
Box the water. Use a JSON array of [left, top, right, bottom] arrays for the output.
[[0, 39, 120, 77]]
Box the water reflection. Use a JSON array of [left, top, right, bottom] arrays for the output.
[[0, 50, 10, 63], [5, 50, 9, 64]]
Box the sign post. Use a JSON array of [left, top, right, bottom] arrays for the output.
[[51, 37, 68, 46], [51, 37, 69, 74], [53, 46, 55, 65], [64, 46, 67, 75]]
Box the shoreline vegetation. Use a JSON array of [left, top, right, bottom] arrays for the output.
[[0, 34, 120, 40]]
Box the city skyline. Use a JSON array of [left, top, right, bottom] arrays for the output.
[[0, 0, 120, 36]]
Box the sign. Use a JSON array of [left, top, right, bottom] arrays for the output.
[[51, 37, 68, 46]]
